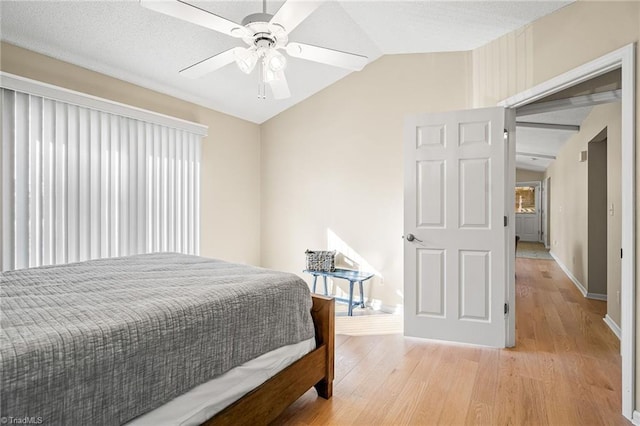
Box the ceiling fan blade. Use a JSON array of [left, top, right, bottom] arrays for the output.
[[286, 42, 368, 71], [268, 71, 291, 100], [180, 47, 242, 79], [140, 0, 249, 38], [269, 0, 323, 33]]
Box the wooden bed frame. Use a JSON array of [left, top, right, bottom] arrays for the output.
[[205, 294, 335, 425]]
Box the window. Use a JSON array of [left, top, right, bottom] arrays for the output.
[[1, 74, 207, 271], [515, 185, 536, 213]]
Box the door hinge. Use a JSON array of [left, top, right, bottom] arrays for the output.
[[621, 248, 623, 259], [504, 216, 508, 227], [504, 303, 509, 315]]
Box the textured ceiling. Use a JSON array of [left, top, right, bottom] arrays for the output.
[[0, 0, 572, 123]]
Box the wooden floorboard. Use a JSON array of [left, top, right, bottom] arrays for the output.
[[274, 257, 629, 425]]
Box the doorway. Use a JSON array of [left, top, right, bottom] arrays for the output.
[[587, 131, 608, 300], [501, 44, 635, 419], [515, 181, 541, 242], [402, 44, 635, 420]]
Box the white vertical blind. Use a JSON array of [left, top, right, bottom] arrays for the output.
[[0, 86, 204, 272]]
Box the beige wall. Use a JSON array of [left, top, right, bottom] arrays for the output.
[[545, 103, 622, 308], [544, 103, 621, 321], [0, 42, 262, 265], [261, 52, 472, 310], [260, 0, 637, 318], [473, 2, 639, 108], [262, 0, 638, 408], [544, 131, 585, 285], [516, 168, 544, 182]]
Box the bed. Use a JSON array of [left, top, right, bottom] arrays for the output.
[[0, 253, 334, 425]]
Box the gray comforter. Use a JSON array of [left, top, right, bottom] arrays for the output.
[[0, 253, 315, 425]]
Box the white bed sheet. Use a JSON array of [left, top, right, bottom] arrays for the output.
[[127, 337, 316, 426]]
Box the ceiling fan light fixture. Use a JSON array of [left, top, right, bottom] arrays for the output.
[[144, 0, 368, 100], [266, 49, 287, 72], [235, 48, 258, 74], [263, 66, 283, 83]]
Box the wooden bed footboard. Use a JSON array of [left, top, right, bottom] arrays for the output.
[[205, 295, 335, 425]]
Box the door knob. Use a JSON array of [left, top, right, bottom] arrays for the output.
[[405, 233, 423, 243]]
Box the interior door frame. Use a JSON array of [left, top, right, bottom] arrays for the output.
[[505, 108, 516, 349], [543, 176, 551, 248], [500, 43, 636, 421]]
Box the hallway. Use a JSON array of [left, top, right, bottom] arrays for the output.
[[276, 257, 628, 425]]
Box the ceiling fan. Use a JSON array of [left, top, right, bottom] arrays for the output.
[[140, 0, 368, 100]]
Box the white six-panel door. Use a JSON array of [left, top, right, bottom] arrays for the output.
[[404, 107, 508, 347], [516, 213, 540, 242]]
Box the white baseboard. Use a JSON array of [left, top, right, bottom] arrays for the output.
[[549, 251, 587, 296], [632, 410, 640, 425], [587, 292, 607, 301], [603, 314, 622, 340], [368, 299, 403, 315], [380, 303, 403, 315]]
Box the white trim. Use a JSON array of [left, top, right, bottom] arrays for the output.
[[587, 293, 607, 301], [498, 45, 630, 109], [515, 89, 622, 116], [604, 315, 622, 341], [516, 165, 546, 173], [548, 252, 607, 302], [505, 107, 517, 348], [549, 251, 587, 296], [502, 43, 636, 421], [543, 176, 551, 248], [379, 303, 404, 315], [515, 180, 540, 186], [0, 72, 208, 137], [360, 298, 402, 315], [619, 44, 636, 423], [633, 410, 640, 426]]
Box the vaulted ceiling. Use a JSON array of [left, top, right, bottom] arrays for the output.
[[1, 0, 572, 123]]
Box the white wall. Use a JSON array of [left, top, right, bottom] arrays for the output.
[[261, 52, 472, 311]]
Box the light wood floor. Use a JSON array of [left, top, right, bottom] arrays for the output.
[[275, 257, 629, 425]]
